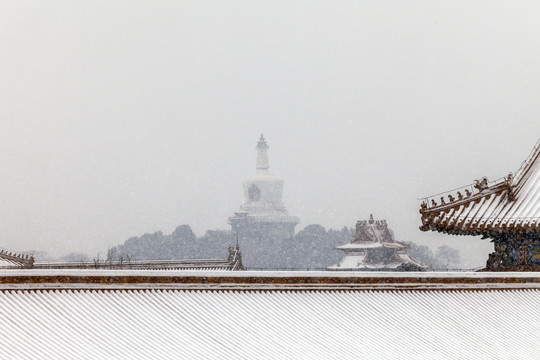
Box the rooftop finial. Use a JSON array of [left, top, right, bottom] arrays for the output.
[[256, 134, 270, 174], [257, 134, 268, 150]]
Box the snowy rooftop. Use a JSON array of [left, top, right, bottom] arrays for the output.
[[346, 216, 395, 245], [331, 215, 425, 270], [335, 241, 406, 250], [0, 257, 22, 268], [0, 248, 33, 269], [420, 138, 540, 234], [2, 269, 540, 290], [1, 281, 539, 359]]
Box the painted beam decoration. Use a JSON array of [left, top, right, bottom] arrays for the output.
[[419, 138, 540, 270]]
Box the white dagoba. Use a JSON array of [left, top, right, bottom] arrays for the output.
[[229, 135, 299, 268]]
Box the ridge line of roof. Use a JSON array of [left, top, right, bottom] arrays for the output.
[[419, 137, 540, 201]]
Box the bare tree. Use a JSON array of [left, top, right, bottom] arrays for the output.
[[93, 251, 102, 269], [106, 247, 114, 269], [125, 253, 132, 269], [118, 254, 125, 269]]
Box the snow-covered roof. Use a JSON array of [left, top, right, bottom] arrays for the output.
[[2, 269, 540, 291], [420, 138, 540, 235], [347, 216, 395, 245], [331, 215, 425, 270], [327, 253, 366, 269], [335, 242, 406, 250], [0, 248, 33, 269], [0, 257, 22, 268], [1, 282, 539, 359], [335, 242, 383, 250], [328, 258, 422, 271], [33, 258, 241, 271]]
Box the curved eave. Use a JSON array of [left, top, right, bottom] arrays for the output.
[[335, 243, 383, 250], [419, 138, 540, 236], [420, 223, 540, 238]]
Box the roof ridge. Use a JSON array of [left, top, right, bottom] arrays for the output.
[[512, 138, 540, 186], [419, 137, 540, 235]]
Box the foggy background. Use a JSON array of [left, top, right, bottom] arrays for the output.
[[1, 1, 539, 268]]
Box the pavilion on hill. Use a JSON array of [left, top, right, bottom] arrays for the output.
[[419, 138, 540, 271], [328, 215, 427, 271]]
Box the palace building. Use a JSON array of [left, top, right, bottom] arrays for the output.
[[419, 138, 540, 270], [228, 135, 299, 269], [328, 215, 427, 271]]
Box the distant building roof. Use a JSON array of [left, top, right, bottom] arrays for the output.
[[0, 247, 243, 271], [329, 215, 427, 271], [0, 257, 20, 268], [419, 138, 540, 235], [33, 247, 244, 271], [0, 248, 34, 269], [0, 271, 539, 359]]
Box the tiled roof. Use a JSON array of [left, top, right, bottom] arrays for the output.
[[0, 249, 33, 269], [420, 138, 540, 235], [1, 286, 539, 359], [350, 216, 395, 245], [33, 259, 239, 270], [4, 270, 540, 290], [330, 216, 426, 270], [14, 247, 244, 271], [0, 257, 21, 268]]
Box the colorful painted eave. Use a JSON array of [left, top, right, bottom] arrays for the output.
[[419, 138, 540, 235]]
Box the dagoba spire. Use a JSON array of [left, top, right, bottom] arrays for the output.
[[229, 134, 299, 269], [256, 134, 270, 174]]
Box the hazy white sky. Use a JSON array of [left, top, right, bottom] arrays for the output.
[[1, 1, 540, 267]]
